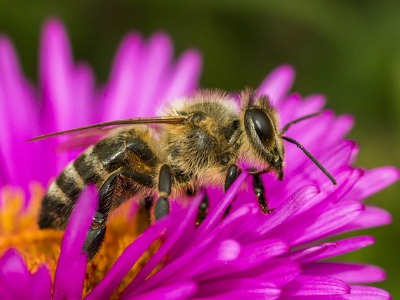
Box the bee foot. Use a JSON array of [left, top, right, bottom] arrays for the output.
[[83, 225, 106, 260], [155, 196, 170, 220]]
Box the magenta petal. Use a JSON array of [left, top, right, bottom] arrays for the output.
[[0, 37, 38, 189], [161, 49, 202, 101], [345, 286, 390, 299], [193, 239, 289, 281], [194, 279, 281, 298], [40, 19, 75, 131], [289, 236, 375, 263], [279, 201, 364, 246], [0, 286, 12, 300], [133, 33, 173, 115], [257, 185, 320, 235], [338, 206, 391, 234], [53, 186, 97, 300], [124, 281, 197, 300], [343, 166, 400, 202], [303, 262, 386, 284], [283, 275, 350, 296], [0, 249, 30, 299], [101, 33, 143, 120], [0, 249, 51, 300], [256, 64, 295, 105], [259, 259, 301, 286], [196, 171, 249, 238], [125, 193, 202, 293], [87, 218, 170, 300], [29, 265, 52, 300]]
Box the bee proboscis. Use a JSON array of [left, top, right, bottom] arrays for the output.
[[30, 89, 336, 259]]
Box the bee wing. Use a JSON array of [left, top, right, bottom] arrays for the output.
[[55, 134, 105, 152], [27, 116, 189, 142]]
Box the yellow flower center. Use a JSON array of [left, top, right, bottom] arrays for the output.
[[0, 184, 154, 298]]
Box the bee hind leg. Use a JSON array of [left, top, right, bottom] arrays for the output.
[[83, 212, 107, 260], [83, 169, 152, 260], [83, 172, 118, 260]]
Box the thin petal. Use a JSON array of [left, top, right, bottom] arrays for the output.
[[335, 206, 391, 234], [303, 262, 386, 284], [29, 265, 52, 300], [161, 49, 202, 101], [0, 249, 30, 299], [124, 281, 197, 300], [194, 279, 280, 298], [0, 37, 38, 189], [288, 236, 375, 263], [343, 166, 400, 202], [122, 193, 202, 295], [258, 259, 301, 286], [257, 185, 320, 235], [53, 186, 97, 300], [256, 64, 295, 105], [40, 19, 74, 131], [272, 201, 363, 246], [282, 275, 350, 296], [195, 171, 249, 238], [133, 32, 173, 115], [87, 218, 170, 300], [344, 286, 390, 299], [193, 239, 289, 281], [101, 33, 143, 120]]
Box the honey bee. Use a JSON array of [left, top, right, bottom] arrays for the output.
[[30, 89, 336, 259]]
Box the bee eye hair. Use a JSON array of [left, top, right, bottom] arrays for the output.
[[245, 108, 273, 147]]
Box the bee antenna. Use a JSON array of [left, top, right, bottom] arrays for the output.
[[281, 112, 320, 135], [282, 136, 337, 185]]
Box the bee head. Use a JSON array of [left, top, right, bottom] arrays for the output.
[[240, 90, 284, 180]]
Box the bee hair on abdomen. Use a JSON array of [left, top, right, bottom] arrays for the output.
[[38, 129, 158, 230]]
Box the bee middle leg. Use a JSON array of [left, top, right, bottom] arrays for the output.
[[154, 164, 172, 220]]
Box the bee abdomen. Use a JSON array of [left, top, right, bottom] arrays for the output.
[[39, 155, 99, 230]]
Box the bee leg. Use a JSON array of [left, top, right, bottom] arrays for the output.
[[144, 196, 154, 213], [83, 169, 152, 260], [155, 165, 172, 220], [136, 196, 153, 233], [83, 212, 107, 260], [252, 174, 274, 214], [83, 172, 121, 260], [223, 164, 239, 217], [196, 193, 209, 227]]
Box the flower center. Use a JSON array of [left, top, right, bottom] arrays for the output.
[[0, 184, 152, 298]]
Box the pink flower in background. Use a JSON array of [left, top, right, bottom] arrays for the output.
[[0, 19, 398, 299], [0, 19, 201, 199]]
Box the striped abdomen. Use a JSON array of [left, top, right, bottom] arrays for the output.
[[38, 129, 159, 230]]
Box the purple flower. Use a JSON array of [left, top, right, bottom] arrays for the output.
[[0, 19, 398, 299], [0, 19, 201, 199]]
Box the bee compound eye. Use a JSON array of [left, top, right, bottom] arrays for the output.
[[245, 109, 273, 146]]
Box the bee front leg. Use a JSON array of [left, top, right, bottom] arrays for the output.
[[155, 164, 172, 220], [252, 174, 273, 214]]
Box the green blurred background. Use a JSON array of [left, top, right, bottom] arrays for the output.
[[1, 0, 399, 296]]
